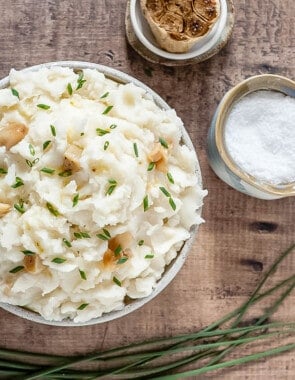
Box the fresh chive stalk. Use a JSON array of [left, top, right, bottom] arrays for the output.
[[113, 276, 122, 287], [167, 172, 174, 184], [97, 228, 111, 241], [104, 141, 110, 151], [143, 195, 149, 212], [58, 170, 72, 177], [159, 137, 169, 149], [96, 128, 110, 136], [14, 200, 25, 214], [21, 250, 35, 256]]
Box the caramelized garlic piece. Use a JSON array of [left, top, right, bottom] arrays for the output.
[[0, 122, 28, 149], [64, 144, 82, 172], [0, 203, 11, 217], [24, 254, 44, 274], [148, 142, 168, 172]]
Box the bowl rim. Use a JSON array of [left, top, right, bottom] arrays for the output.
[[130, 0, 228, 61], [214, 74, 295, 197], [0, 61, 203, 326]]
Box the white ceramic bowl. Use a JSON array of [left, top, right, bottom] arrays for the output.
[[0, 61, 203, 326], [130, 0, 228, 61]]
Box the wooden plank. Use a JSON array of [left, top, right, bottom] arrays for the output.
[[0, 0, 294, 378]]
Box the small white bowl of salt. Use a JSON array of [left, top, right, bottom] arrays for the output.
[[207, 74, 295, 199]]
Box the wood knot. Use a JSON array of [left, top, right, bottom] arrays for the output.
[[250, 221, 278, 233], [240, 258, 264, 272]]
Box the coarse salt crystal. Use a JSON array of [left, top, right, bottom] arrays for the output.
[[225, 90, 295, 185]]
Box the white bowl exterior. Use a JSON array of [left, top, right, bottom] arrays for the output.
[[0, 61, 203, 326]]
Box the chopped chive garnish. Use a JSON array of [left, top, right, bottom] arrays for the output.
[[109, 124, 117, 129], [102, 105, 113, 115], [114, 245, 122, 256], [51, 257, 66, 264], [117, 257, 128, 264], [14, 201, 25, 214], [26, 159, 33, 168], [138, 240, 144, 246], [58, 170, 72, 177], [106, 179, 117, 195], [9, 265, 24, 273], [96, 128, 110, 136], [113, 276, 121, 287], [97, 228, 111, 240], [67, 83, 73, 95], [96, 233, 109, 241], [63, 238, 72, 248], [103, 228, 111, 238], [0, 168, 7, 174], [41, 167, 55, 174], [104, 141, 110, 150], [76, 72, 86, 90], [145, 254, 154, 259], [147, 162, 155, 171], [21, 250, 35, 256], [72, 193, 79, 207], [32, 158, 39, 165], [159, 186, 171, 197], [108, 178, 117, 185], [43, 140, 52, 151], [11, 177, 24, 188], [143, 195, 149, 212], [79, 269, 87, 280], [77, 303, 88, 310], [100, 92, 109, 99], [11, 88, 20, 99], [169, 197, 176, 211], [167, 172, 174, 184], [29, 144, 35, 156], [159, 137, 169, 149], [46, 202, 59, 216], [133, 142, 139, 158], [50, 125, 56, 137], [80, 132, 85, 136], [74, 232, 91, 239], [37, 104, 50, 110]]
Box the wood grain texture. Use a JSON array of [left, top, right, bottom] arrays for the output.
[[0, 0, 294, 378]]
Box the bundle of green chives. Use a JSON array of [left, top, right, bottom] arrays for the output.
[[0, 243, 294, 379]]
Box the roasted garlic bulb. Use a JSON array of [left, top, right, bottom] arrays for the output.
[[141, 0, 220, 53]]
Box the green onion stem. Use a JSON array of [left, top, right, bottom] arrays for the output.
[[153, 343, 295, 380]]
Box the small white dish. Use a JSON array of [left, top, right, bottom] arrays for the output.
[[130, 0, 228, 61]]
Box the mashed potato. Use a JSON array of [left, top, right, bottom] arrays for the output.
[[0, 67, 206, 322]]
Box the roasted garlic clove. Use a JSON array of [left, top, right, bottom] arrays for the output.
[[0, 203, 11, 217], [108, 232, 133, 252], [24, 254, 44, 274], [0, 122, 28, 149], [64, 144, 82, 172], [141, 0, 220, 53], [148, 143, 167, 172]]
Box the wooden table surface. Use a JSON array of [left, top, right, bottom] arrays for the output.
[[0, 0, 294, 379]]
